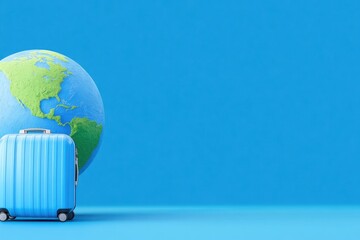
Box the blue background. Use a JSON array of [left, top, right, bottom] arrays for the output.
[[1, 0, 360, 206]]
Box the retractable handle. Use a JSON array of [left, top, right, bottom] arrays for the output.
[[19, 128, 51, 134]]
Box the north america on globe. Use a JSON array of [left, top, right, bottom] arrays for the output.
[[0, 50, 105, 173]]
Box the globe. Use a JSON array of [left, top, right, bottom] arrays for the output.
[[0, 50, 104, 174]]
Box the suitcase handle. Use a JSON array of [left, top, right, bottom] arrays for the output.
[[19, 128, 51, 134], [75, 149, 79, 186]]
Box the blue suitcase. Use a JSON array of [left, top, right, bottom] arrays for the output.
[[0, 128, 78, 222]]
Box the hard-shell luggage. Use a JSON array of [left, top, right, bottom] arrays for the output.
[[0, 128, 78, 222]]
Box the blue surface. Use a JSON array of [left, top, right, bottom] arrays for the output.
[[2, 207, 360, 240], [1, 0, 360, 205]]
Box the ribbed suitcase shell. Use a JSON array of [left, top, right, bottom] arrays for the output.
[[0, 133, 76, 218]]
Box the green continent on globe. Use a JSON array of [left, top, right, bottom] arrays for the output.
[[0, 50, 103, 171], [37, 50, 69, 62], [0, 51, 72, 124], [70, 117, 103, 169]]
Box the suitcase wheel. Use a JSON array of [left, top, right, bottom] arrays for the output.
[[58, 212, 75, 222], [0, 211, 9, 222], [58, 213, 68, 222]]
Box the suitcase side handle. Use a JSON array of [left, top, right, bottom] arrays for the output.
[[19, 128, 51, 134], [75, 148, 79, 186]]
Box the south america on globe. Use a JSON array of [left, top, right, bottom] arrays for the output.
[[0, 50, 104, 174]]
